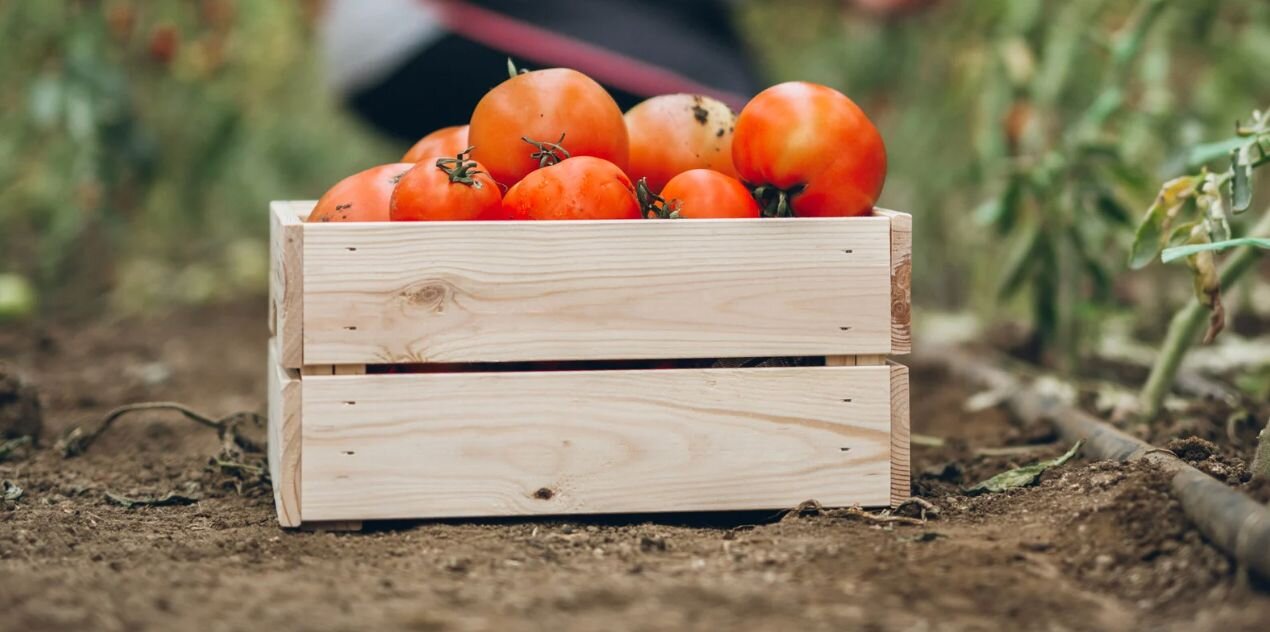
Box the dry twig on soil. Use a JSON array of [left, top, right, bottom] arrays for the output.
[[921, 346, 1270, 580]]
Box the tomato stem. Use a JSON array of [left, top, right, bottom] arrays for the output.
[[636, 178, 682, 219], [506, 57, 529, 78], [522, 134, 571, 168], [751, 184, 805, 217], [435, 147, 485, 188]]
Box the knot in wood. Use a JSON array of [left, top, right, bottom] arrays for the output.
[[400, 280, 454, 314]]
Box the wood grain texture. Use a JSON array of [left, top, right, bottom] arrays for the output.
[[267, 340, 302, 527], [874, 209, 912, 355], [300, 366, 894, 521], [298, 210, 893, 364], [888, 361, 911, 507], [270, 202, 306, 369]]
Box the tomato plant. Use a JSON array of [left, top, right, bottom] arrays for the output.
[[501, 155, 639, 221], [732, 81, 886, 217], [469, 68, 628, 186], [390, 149, 503, 221], [308, 163, 412, 222], [640, 170, 760, 219], [625, 94, 738, 193], [1130, 108, 1270, 418], [401, 125, 469, 163]]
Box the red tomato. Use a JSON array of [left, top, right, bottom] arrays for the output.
[[650, 169, 760, 219], [402, 125, 469, 163], [469, 68, 628, 186], [732, 82, 886, 217], [390, 150, 503, 221], [625, 94, 738, 193], [308, 163, 412, 222], [502, 156, 640, 221]]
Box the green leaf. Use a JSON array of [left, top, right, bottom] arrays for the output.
[[964, 441, 1082, 495], [997, 223, 1043, 299], [1094, 191, 1134, 227], [1184, 136, 1250, 169], [104, 491, 200, 509], [1161, 237, 1270, 263], [975, 176, 1022, 233], [1129, 209, 1164, 269]]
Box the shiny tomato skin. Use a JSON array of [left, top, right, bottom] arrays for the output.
[[501, 157, 640, 221], [732, 82, 886, 217], [625, 94, 738, 193], [659, 169, 760, 219], [402, 125, 469, 163], [308, 163, 412, 222], [469, 68, 628, 186], [389, 157, 503, 221]]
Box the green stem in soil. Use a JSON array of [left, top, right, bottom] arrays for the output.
[[1254, 419, 1270, 482], [1138, 210, 1270, 419]]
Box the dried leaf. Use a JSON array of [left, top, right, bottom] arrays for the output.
[[964, 441, 1082, 495], [104, 491, 200, 509], [0, 436, 33, 462], [1129, 176, 1200, 269], [1230, 144, 1253, 213]]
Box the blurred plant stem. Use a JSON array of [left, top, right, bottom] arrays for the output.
[[1138, 209, 1270, 419], [1254, 419, 1270, 482]]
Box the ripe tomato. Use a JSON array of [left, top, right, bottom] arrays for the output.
[[469, 68, 628, 186], [502, 156, 640, 221], [402, 125, 469, 163], [647, 169, 760, 219], [390, 150, 503, 221], [732, 82, 886, 217], [625, 94, 738, 193], [308, 163, 412, 222]]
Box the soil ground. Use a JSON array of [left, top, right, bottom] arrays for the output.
[[1, 298, 1267, 631]]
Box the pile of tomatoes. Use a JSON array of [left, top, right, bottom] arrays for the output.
[[308, 66, 886, 224]]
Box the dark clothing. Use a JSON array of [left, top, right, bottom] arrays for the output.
[[345, 0, 758, 142]]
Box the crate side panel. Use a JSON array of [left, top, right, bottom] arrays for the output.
[[270, 201, 306, 369], [301, 218, 892, 364], [267, 340, 302, 527], [300, 366, 892, 521]]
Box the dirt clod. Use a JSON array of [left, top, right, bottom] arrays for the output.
[[0, 365, 42, 440]]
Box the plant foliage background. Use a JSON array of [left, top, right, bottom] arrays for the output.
[[3, 0, 1269, 360]]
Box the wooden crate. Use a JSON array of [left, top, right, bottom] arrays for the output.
[[268, 201, 912, 529]]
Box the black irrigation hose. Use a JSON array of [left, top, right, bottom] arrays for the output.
[[922, 346, 1270, 580]]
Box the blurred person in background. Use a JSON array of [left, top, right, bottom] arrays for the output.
[[318, 0, 762, 143]]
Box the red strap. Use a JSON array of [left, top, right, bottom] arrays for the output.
[[423, 0, 750, 110]]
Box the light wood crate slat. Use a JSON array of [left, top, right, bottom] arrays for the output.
[[298, 366, 894, 521], [267, 340, 302, 527], [298, 212, 893, 365]]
